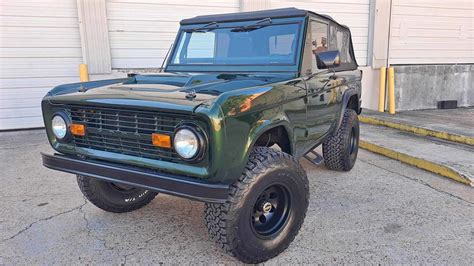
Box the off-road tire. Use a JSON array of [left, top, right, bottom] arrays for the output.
[[204, 147, 309, 263], [323, 109, 359, 171], [77, 175, 158, 213]]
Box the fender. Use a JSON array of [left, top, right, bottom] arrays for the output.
[[247, 120, 294, 156], [333, 89, 359, 133]]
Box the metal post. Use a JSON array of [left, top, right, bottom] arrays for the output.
[[388, 67, 395, 114], [378, 67, 387, 112], [79, 64, 89, 82]]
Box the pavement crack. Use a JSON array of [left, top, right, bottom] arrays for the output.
[[359, 158, 474, 205], [3, 200, 87, 242], [78, 197, 115, 251]]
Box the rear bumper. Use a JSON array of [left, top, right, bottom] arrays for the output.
[[41, 153, 229, 203]]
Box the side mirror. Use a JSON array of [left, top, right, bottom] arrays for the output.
[[316, 50, 341, 69]]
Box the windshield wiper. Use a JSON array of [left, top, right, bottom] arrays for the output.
[[231, 18, 272, 32], [187, 21, 219, 32]]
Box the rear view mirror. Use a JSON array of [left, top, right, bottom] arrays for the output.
[[316, 50, 341, 69]]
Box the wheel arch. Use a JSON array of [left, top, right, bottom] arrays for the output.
[[247, 122, 294, 157], [334, 89, 359, 133]]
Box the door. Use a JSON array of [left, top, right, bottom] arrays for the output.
[[303, 20, 340, 144]]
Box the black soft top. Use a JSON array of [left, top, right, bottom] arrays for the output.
[[180, 7, 350, 31]]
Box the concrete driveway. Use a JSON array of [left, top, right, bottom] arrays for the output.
[[0, 130, 472, 264]]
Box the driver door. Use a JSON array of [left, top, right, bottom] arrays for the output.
[[304, 20, 340, 144]]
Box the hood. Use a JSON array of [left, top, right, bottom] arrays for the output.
[[48, 72, 293, 112]]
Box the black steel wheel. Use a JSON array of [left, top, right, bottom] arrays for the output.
[[251, 184, 291, 238], [204, 147, 309, 263]]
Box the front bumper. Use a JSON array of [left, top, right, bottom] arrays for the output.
[[41, 153, 229, 203]]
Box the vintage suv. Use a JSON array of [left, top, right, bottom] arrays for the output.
[[42, 8, 361, 263]]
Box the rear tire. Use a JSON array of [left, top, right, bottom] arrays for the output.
[[204, 147, 309, 263], [77, 175, 158, 213], [323, 109, 359, 171]]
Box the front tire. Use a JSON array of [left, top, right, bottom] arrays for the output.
[[77, 175, 158, 213], [204, 147, 309, 263], [323, 109, 359, 171]]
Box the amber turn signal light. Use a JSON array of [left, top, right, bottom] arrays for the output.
[[152, 133, 171, 148], [70, 124, 86, 136]]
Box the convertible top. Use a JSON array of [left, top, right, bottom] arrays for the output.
[[180, 7, 350, 31]]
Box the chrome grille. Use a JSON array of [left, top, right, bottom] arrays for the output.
[[68, 105, 187, 162]]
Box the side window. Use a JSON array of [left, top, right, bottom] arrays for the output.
[[329, 24, 352, 64], [310, 21, 328, 70]]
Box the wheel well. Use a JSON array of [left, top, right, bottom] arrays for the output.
[[254, 126, 291, 155], [347, 94, 359, 112]]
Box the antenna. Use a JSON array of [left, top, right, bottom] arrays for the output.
[[160, 44, 173, 72]]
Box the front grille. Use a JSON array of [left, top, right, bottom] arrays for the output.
[[68, 105, 188, 162]]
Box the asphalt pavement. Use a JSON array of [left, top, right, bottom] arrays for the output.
[[0, 129, 472, 264]]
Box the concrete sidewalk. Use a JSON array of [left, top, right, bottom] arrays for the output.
[[359, 108, 474, 185], [360, 108, 474, 147], [0, 130, 473, 264]]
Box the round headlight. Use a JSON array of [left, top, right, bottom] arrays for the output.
[[174, 128, 199, 159], [52, 115, 67, 139]]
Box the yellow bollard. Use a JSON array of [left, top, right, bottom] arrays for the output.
[[79, 64, 89, 82], [378, 67, 387, 112], [387, 67, 396, 114]]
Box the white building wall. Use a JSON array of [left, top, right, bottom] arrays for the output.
[[389, 0, 474, 65], [0, 0, 82, 130], [106, 0, 240, 69]]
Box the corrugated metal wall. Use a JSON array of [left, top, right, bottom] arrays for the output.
[[0, 0, 82, 130], [271, 0, 370, 66], [389, 0, 474, 64], [106, 0, 240, 69]]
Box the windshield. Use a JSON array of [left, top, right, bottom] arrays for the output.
[[170, 23, 300, 66]]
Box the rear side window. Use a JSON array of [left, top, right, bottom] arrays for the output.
[[329, 24, 352, 64]]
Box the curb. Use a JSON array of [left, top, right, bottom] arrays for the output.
[[359, 115, 474, 146], [359, 140, 473, 186]]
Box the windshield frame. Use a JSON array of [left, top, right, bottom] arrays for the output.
[[165, 17, 306, 73]]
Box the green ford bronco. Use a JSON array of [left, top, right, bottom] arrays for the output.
[[42, 8, 361, 263]]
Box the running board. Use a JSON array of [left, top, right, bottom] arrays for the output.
[[304, 150, 324, 166]]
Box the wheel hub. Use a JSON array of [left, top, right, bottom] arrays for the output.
[[251, 184, 291, 237], [261, 202, 273, 213]]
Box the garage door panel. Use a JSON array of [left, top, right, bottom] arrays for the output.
[[108, 20, 179, 33], [0, 37, 81, 48], [110, 40, 174, 49], [0, 5, 77, 18], [107, 3, 238, 21], [0, 77, 79, 90], [0, 0, 81, 129], [0, 106, 42, 119], [0, 48, 82, 58], [0, 16, 79, 28], [107, 0, 240, 69], [112, 58, 162, 69], [0, 116, 44, 130], [108, 32, 177, 42], [0, 87, 51, 100], [0, 98, 42, 109], [390, 0, 474, 64], [108, 0, 239, 8]]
